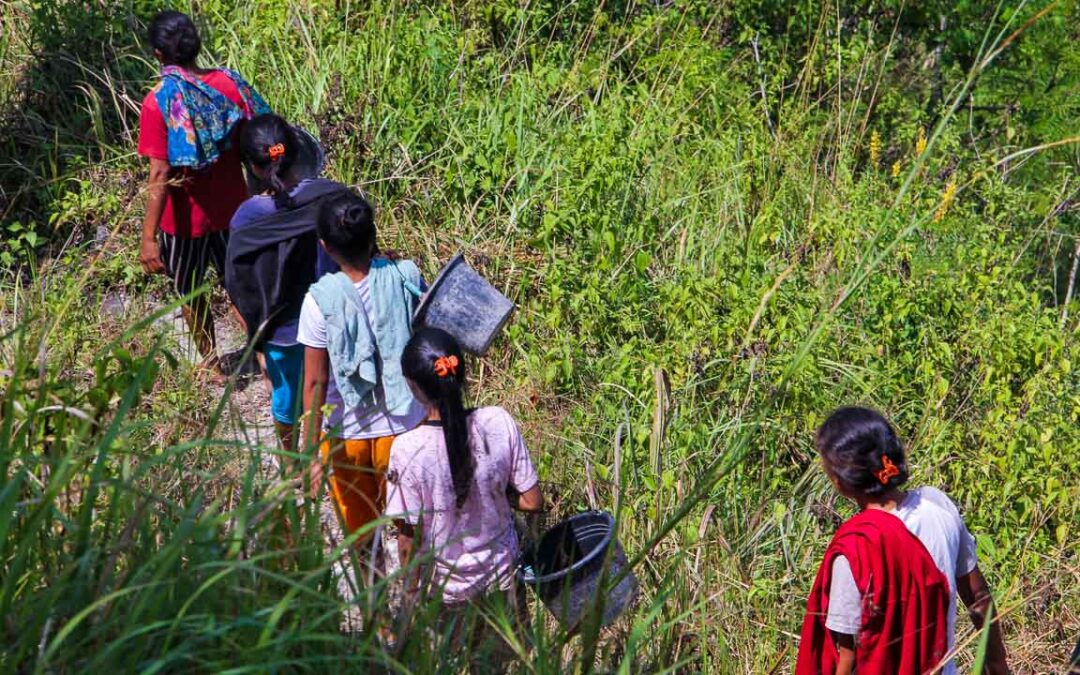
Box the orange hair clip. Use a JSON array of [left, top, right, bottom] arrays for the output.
[[267, 143, 286, 160], [433, 355, 459, 378], [875, 455, 900, 485]]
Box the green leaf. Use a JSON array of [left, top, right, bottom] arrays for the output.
[[634, 251, 651, 274], [970, 602, 994, 674]]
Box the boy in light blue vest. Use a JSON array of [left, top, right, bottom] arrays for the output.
[[297, 190, 426, 540]]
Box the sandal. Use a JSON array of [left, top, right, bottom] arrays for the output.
[[195, 355, 229, 386]]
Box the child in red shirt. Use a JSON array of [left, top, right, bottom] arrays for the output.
[[137, 11, 268, 377]]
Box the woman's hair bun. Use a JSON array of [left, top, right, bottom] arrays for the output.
[[149, 11, 202, 66]]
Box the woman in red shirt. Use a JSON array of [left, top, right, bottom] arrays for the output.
[[137, 10, 269, 378]]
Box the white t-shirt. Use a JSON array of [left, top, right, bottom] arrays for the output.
[[296, 277, 426, 439], [825, 487, 978, 675], [384, 407, 539, 604]]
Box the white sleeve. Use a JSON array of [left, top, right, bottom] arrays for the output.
[[926, 487, 979, 576], [956, 522, 978, 576], [953, 510, 979, 576], [296, 294, 327, 348], [506, 412, 539, 493], [825, 555, 862, 635]]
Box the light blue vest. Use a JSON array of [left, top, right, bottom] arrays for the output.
[[308, 259, 422, 416]]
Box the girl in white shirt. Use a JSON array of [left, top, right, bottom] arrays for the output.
[[297, 191, 426, 542], [813, 406, 1009, 675], [385, 327, 543, 603]]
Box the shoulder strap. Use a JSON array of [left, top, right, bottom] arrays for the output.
[[218, 68, 272, 117], [394, 261, 424, 298], [160, 66, 228, 102]]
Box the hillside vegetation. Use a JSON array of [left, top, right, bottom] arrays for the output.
[[1, 0, 1078, 672]]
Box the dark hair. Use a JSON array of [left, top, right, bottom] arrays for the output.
[[815, 406, 909, 497], [402, 328, 473, 508], [316, 191, 376, 265], [149, 11, 202, 66], [240, 114, 299, 209]]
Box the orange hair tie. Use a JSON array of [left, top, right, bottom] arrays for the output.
[[875, 455, 901, 485], [267, 143, 286, 160], [433, 355, 459, 378]]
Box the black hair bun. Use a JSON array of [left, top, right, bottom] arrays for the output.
[[315, 191, 377, 264], [815, 407, 909, 497], [342, 203, 369, 225], [149, 11, 203, 66], [174, 32, 201, 65]]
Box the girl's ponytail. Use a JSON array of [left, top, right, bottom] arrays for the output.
[[401, 328, 474, 508], [266, 148, 295, 209], [239, 113, 298, 209], [437, 369, 472, 508]]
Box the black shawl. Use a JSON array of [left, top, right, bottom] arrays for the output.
[[225, 179, 350, 345]]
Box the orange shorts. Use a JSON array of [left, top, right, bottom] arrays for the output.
[[320, 435, 395, 537]]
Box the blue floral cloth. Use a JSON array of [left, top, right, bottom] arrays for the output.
[[153, 66, 270, 169]]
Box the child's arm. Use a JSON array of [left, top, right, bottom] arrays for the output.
[[831, 632, 855, 675], [957, 566, 1010, 674], [511, 484, 544, 512], [396, 521, 414, 566], [301, 347, 329, 495], [824, 556, 860, 674], [395, 520, 421, 598]]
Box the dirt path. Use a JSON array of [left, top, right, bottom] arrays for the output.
[[194, 303, 398, 630]]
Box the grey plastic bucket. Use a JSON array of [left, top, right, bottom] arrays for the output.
[[244, 126, 326, 195], [412, 254, 514, 356], [517, 511, 638, 631]]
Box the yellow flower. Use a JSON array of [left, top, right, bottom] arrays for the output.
[[891, 160, 902, 178], [934, 179, 957, 222], [915, 127, 927, 156], [869, 130, 881, 166]]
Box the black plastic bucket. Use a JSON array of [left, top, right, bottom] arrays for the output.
[[412, 254, 514, 356], [517, 511, 638, 631]]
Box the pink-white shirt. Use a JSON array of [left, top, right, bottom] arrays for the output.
[[385, 406, 539, 603]]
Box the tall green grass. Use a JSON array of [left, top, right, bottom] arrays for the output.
[[2, 0, 1079, 672]]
